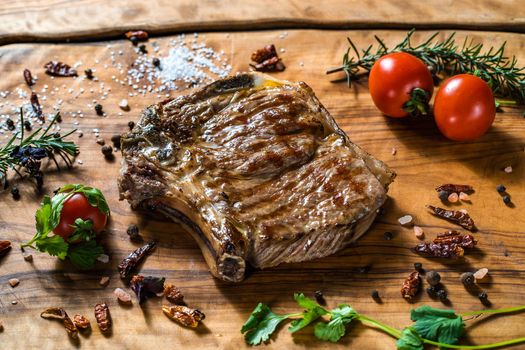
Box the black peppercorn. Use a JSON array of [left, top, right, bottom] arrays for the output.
[[84, 68, 94, 79], [438, 190, 449, 201], [503, 195, 511, 204], [126, 224, 142, 242], [55, 113, 62, 123], [11, 186, 20, 200], [426, 271, 441, 286], [128, 121, 135, 130], [23, 120, 32, 131], [460, 272, 475, 286], [414, 262, 424, 273], [130, 36, 139, 46], [138, 44, 147, 54], [496, 184, 506, 193], [478, 291, 490, 305], [314, 290, 325, 305], [6, 118, 15, 130], [95, 103, 104, 116], [383, 231, 393, 240], [34, 171, 44, 191], [436, 289, 448, 301], [101, 145, 113, 158], [111, 134, 121, 149], [152, 57, 160, 67], [426, 286, 439, 298], [371, 290, 380, 301]]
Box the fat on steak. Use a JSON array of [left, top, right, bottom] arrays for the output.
[[118, 73, 395, 282]]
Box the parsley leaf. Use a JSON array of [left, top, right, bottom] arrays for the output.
[[288, 293, 328, 333], [35, 235, 68, 259], [59, 184, 110, 216], [396, 327, 424, 350], [314, 304, 357, 342], [68, 218, 96, 243], [241, 303, 289, 345], [411, 305, 464, 345], [68, 240, 104, 270]]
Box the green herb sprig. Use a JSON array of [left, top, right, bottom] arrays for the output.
[[327, 29, 525, 103], [0, 109, 78, 186], [241, 293, 525, 349], [21, 184, 110, 269]]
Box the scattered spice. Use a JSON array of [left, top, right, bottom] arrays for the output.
[[128, 121, 135, 130], [474, 268, 489, 280], [164, 283, 184, 304], [94, 303, 111, 332], [125, 30, 149, 41], [152, 57, 161, 67], [383, 231, 393, 240], [11, 187, 20, 200], [413, 230, 477, 258], [73, 314, 91, 330], [427, 205, 476, 231], [5, 118, 15, 130], [435, 184, 474, 194], [94, 103, 104, 116], [413, 225, 424, 239], [114, 287, 132, 304], [11, 300, 17, 305], [96, 138, 105, 145], [24, 120, 32, 131], [138, 44, 148, 54], [130, 275, 165, 304], [44, 61, 78, 77], [30, 92, 43, 120], [460, 272, 475, 286], [0, 240, 12, 257], [250, 44, 285, 72], [496, 184, 506, 193], [101, 145, 113, 158], [111, 134, 121, 149], [126, 224, 142, 242], [426, 271, 441, 286], [119, 99, 129, 111], [371, 290, 381, 301], [314, 290, 326, 305], [426, 285, 440, 298], [118, 240, 156, 278], [84, 68, 94, 79], [0, 319, 3, 332], [23, 69, 35, 86], [40, 307, 78, 339], [8, 278, 19, 287], [162, 305, 205, 328], [503, 195, 511, 205], [478, 291, 490, 305], [23, 253, 33, 262], [436, 289, 448, 301], [398, 214, 414, 226], [504, 166, 513, 173], [414, 262, 424, 273], [99, 276, 110, 287], [401, 271, 421, 300], [447, 192, 459, 203], [391, 147, 397, 155]]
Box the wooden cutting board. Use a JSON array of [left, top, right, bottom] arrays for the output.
[[0, 29, 524, 349]]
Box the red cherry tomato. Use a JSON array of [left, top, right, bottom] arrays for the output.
[[53, 193, 108, 239], [369, 52, 434, 118], [433, 74, 496, 141]]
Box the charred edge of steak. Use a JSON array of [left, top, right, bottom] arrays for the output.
[[150, 200, 246, 283], [190, 74, 254, 101]]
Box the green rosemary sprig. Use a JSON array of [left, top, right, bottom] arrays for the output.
[[327, 29, 525, 103], [0, 109, 78, 186]]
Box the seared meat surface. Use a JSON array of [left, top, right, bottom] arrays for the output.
[[119, 73, 395, 282]]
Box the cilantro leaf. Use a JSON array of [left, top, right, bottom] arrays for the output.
[[396, 328, 424, 350], [68, 240, 104, 270], [35, 235, 68, 260], [411, 305, 465, 345], [288, 293, 327, 333], [68, 218, 96, 243], [59, 184, 110, 216], [35, 195, 53, 237], [241, 303, 289, 345], [314, 304, 357, 342]]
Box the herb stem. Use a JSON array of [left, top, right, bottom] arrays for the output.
[[357, 315, 403, 338], [423, 337, 525, 349], [461, 305, 525, 318]]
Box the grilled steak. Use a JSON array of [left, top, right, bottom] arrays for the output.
[[119, 73, 395, 282]]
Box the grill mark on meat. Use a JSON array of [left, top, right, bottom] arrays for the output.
[[119, 73, 395, 282]]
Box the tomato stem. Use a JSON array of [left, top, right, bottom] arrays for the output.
[[403, 87, 431, 117]]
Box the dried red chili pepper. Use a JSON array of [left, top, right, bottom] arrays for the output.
[[164, 283, 184, 304], [118, 241, 156, 279], [73, 314, 91, 330], [427, 205, 476, 231], [43, 61, 78, 77], [162, 305, 205, 328], [412, 230, 477, 258], [401, 271, 421, 300], [125, 30, 149, 40], [94, 303, 111, 332], [435, 184, 474, 194], [251, 45, 278, 63], [40, 307, 78, 339], [0, 240, 11, 258], [30, 92, 43, 120], [130, 275, 165, 304], [23, 69, 34, 86], [250, 44, 285, 72]]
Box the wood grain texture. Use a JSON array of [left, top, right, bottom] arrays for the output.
[[0, 29, 524, 349], [1, 0, 525, 45]]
